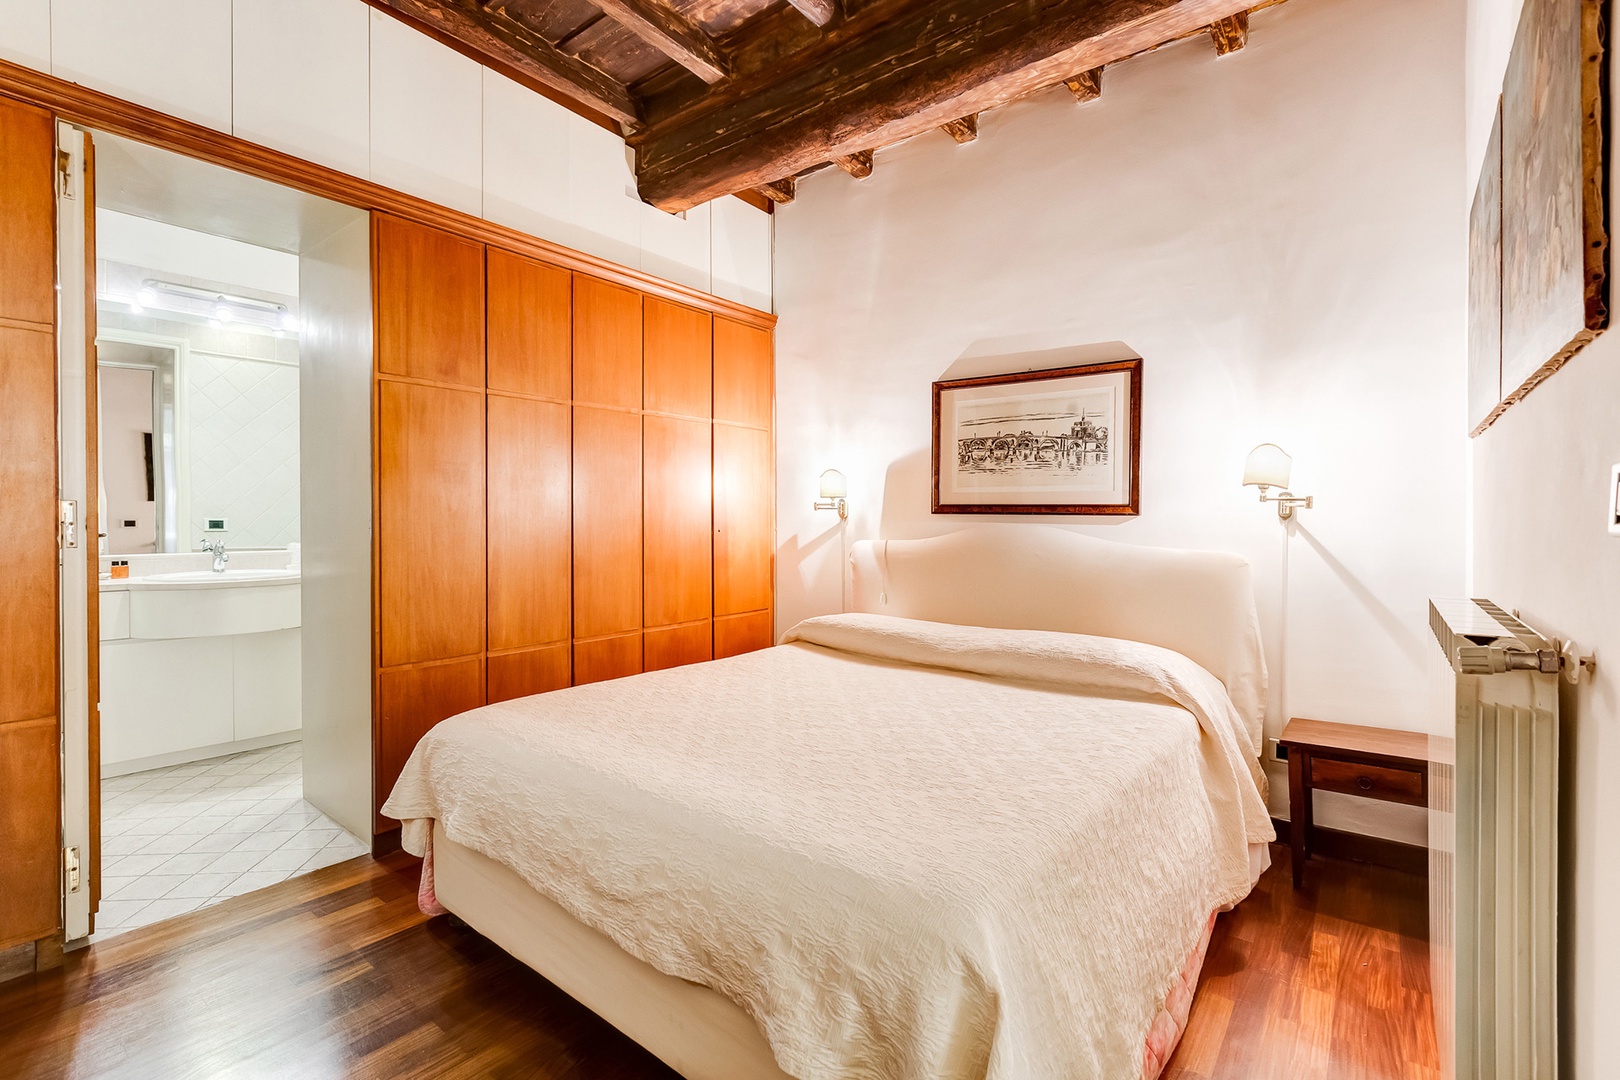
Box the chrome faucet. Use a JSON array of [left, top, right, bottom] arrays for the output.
[[201, 538, 230, 573]]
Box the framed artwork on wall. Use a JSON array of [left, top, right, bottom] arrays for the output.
[[1469, 0, 1608, 437], [931, 359, 1141, 515]]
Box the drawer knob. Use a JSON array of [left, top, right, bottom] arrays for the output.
[[1357, 776, 1374, 791]]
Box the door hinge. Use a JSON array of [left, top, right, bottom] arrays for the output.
[[57, 148, 75, 200], [65, 846, 81, 894], [59, 500, 78, 549]]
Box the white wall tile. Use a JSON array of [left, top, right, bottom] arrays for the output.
[[232, 0, 370, 178], [187, 353, 302, 550], [0, 0, 51, 69], [566, 112, 641, 269], [640, 200, 711, 295], [481, 68, 572, 239], [52, 0, 233, 131], [368, 8, 482, 215], [711, 196, 773, 312]]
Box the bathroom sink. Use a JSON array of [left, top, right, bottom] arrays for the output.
[[124, 570, 300, 639], [133, 568, 300, 586]]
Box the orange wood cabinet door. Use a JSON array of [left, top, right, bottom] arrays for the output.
[[487, 396, 570, 652], [713, 424, 772, 617], [573, 407, 643, 641], [377, 381, 487, 667], [713, 317, 772, 429], [643, 415, 712, 628], [0, 716, 61, 950], [0, 98, 60, 953], [574, 635, 642, 685], [487, 249, 570, 400], [573, 276, 642, 409], [376, 659, 485, 831], [715, 611, 773, 659], [644, 298, 711, 419], [488, 644, 570, 704], [374, 214, 486, 388], [645, 623, 712, 671], [0, 99, 56, 328]]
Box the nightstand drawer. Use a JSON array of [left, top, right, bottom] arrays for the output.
[[1309, 758, 1425, 806]]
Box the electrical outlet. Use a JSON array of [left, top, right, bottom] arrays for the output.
[[1269, 737, 1288, 762]]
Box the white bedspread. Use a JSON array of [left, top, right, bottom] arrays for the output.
[[383, 614, 1273, 1080]]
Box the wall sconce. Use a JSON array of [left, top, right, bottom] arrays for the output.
[[1243, 443, 1314, 521], [814, 469, 848, 520]]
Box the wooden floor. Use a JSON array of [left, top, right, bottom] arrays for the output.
[[0, 844, 1434, 1079]]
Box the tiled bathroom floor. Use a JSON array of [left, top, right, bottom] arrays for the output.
[[97, 742, 370, 939]]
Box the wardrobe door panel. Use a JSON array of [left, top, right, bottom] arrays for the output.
[[0, 716, 60, 950], [378, 381, 486, 666], [487, 250, 570, 399], [644, 415, 712, 628], [573, 407, 642, 639], [0, 326, 59, 726], [715, 611, 773, 659], [645, 623, 712, 671], [644, 298, 711, 419], [575, 634, 642, 685], [376, 659, 485, 830], [374, 215, 485, 387], [573, 276, 641, 410], [713, 424, 772, 617], [488, 645, 571, 704], [0, 100, 56, 327], [713, 317, 772, 429], [488, 396, 570, 651]]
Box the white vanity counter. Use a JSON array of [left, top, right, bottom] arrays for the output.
[[100, 551, 303, 776]]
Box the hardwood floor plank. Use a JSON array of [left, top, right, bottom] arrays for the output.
[[0, 846, 1431, 1080]]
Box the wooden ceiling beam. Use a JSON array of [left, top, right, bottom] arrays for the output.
[[833, 150, 873, 178], [784, 0, 837, 28], [632, 0, 1255, 211], [369, 0, 640, 126], [758, 177, 797, 203], [940, 115, 979, 143], [590, 0, 731, 84], [1209, 11, 1249, 54], [1064, 66, 1104, 103]]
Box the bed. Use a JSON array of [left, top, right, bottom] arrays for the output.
[[382, 526, 1275, 1080]]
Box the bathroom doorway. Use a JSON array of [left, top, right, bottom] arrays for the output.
[[58, 128, 376, 942]]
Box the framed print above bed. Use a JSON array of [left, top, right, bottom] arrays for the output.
[[932, 359, 1141, 515]]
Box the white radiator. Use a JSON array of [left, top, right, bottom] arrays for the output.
[[1428, 599, 1561, 1080]]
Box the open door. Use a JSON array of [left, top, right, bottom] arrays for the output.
[[57, 121, 99, 943]]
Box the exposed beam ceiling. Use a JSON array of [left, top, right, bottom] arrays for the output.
[[369, 0, 1278, 213]]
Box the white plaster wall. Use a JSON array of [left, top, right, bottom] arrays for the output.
[[3, 0, 771, 308], [1467, 0, 1618, 1071], [774, 0, 1467, 842]]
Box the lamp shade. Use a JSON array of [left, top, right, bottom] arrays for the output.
[[819, 469, 847, 499], [1242, 443, 1292, 489]]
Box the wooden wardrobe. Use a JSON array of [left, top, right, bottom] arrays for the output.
[[372, 214, 775, 834]]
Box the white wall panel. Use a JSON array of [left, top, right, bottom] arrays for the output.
[[233, 0, 370, 178], [368, 7, 483, 215], [0, 0, 51, 69], [481, 68, 572, 239], [712, 195, 773, 312], [566, 111, 641, 268], [640, 200, 711, 294], [52, 0, 233, 131]]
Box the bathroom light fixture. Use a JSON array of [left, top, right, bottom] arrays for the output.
[[1242, 443, 1314, 521], [814, 469, 848, 520], [122, 279, 297, 336]]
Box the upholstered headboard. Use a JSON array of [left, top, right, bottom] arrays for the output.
[[849, 526, 1267, 747]]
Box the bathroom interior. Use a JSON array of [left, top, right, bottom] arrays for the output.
[[89, 134, 375, 938]]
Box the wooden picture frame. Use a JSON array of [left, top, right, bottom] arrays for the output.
[[931, 359, 1142, 516]]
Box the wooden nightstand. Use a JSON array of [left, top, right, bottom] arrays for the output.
[[1278, 718, 1430, 887]]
